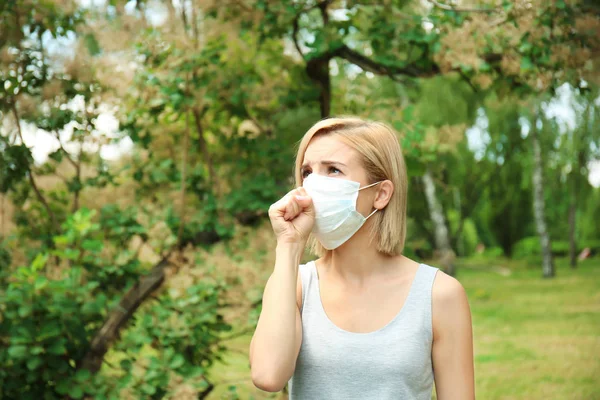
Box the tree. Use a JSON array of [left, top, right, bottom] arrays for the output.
[[531, 110, 555, 277]]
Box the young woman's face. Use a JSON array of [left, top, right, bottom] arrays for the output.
[[301, 134, 378, 217]]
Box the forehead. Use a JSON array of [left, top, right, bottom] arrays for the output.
[[302, 134, 359, 165]]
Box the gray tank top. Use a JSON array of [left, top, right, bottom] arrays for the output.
[[288, 260, 439, 400]]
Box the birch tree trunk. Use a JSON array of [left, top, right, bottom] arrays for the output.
[[532, 119, 555, 278], [422, 169, 455, 276]]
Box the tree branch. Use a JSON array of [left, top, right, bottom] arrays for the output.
[[11, 103, 58, 231], [457, 69, 478, 92], [428, 0, 501, 13], [291, 0, 334, 60], [79, 252, 174, 373], [177, 111, 189, 248], [53, 131, 78, 170], [332, 44, 440, 78], [292, 13, 304, 59]]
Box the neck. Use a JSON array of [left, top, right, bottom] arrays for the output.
[[321, 227, 395, 284]]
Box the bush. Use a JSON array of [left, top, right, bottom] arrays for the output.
[[458, 218, 479, 257], [0, 207, 231, 399], [513, 236, 600, 259]]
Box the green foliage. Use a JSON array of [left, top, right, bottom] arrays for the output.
[[0, 206, 230, 398], [1, 0, 599, 397], [0, 238, 11, 269], [107, 280, 231, 399], [0, 209, 113, 399], [460, 219, 480, 257], [0, 137, 33, 193], [513, 236, 600, 259]]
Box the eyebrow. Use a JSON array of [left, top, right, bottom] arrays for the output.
[[301, 160, 347, 169]]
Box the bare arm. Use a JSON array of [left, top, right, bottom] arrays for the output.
[[431, 272, 475, 399], [249, 244, 304, 392], [249, 186, 313, 392]]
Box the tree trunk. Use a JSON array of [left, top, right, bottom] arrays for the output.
[[306, 56, 331, 118], [422, 169, 455, 276], [532, 120, 554, 278]]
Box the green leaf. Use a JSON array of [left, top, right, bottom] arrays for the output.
[[63, 248, 81, 260], [70, 385, 84, 399], [141, 383, 156, 395], [48, 150, 64, 163], [84, 33, 101, 56], [75, 369, 91, 382], [27, 356, 43, 370], [38, 322, 61, 340], [31, 253, 49, 272], [120, 359, 132, 370], [169, 354, 185, 369], [53, 234, 71, 245], [56, 381, 70, 395], [48, 341, 67, 355], [8, 345, 28, 358], [520, 56, 534, 72], [34, 276, 48, 290], [18, 304, 32, 318], [82, 239, 103, 252]]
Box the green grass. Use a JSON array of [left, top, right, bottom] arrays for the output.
[[208, 257, 600, 400]]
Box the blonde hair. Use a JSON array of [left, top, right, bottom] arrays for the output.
[[294, 116, 408, 257]]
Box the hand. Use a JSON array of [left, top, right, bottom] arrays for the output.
[[268, 187, 315, 245]]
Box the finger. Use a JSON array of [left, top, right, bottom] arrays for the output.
[[269, 196, 290, 218], [270, 188, 303, 218], [284, 196, 301, 221]]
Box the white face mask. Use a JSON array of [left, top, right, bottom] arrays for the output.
[[302, 173, 381, 250]]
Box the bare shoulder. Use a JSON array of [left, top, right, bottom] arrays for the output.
[[432, 270, 467, 302], [431, 270, 472, 340]]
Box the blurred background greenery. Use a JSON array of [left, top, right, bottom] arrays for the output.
[[0, 0, 599, 399]]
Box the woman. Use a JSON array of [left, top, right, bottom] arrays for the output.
[[249, 117, 475, 399]]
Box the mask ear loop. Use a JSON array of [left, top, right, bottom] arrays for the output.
[[358, 181, 382, 191], [366, 208, 378, 220], [359, 181, 382, 220]]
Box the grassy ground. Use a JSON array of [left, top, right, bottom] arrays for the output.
[[207, 256, 600, 400]]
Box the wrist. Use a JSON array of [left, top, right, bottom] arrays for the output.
[[275, 242, 305, 263]]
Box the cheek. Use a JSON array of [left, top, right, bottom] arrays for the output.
[[355, 192, 375, 215]]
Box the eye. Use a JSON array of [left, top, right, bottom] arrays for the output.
[[328, 166, 341, 175], [301, 169, 312, 178]]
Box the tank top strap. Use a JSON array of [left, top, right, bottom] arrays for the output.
[[412, 263, 440, 294], [298, 262, 316, 314]]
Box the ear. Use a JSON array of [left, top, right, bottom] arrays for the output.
[[373, 180, 394, 211]]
